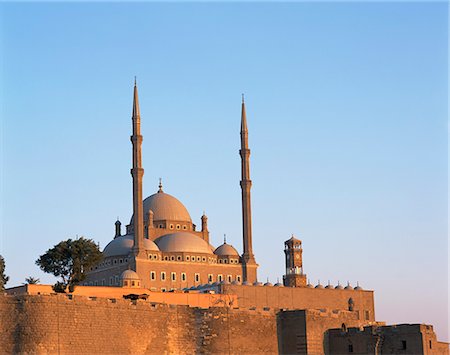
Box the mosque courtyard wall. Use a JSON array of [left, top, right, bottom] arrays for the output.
[[221, 284, 375, 321]]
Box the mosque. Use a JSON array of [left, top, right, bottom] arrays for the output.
[[3, 81, 447, 355], [84, 81, 260, 290]]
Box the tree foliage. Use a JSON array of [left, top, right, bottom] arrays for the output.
[[36, 237, 102, 292], [24, 277, 40, 285], [0, 255, 9, 291]]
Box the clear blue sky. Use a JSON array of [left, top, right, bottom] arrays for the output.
[[1, 1, 448, 341]]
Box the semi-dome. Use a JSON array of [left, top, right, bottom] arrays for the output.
[[103, 235, 160, 257], [214, 243, 239, 256], [120, 269, 140, 281], [154, 232, 213, 254], [130, 190, 192, 224]]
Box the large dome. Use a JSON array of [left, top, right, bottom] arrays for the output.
[[103, 235, 159, 257], [154, 232, 213, 254], [130, 191, 192, 224]]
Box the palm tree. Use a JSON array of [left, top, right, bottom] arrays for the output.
[[24, 277, 40, 285]]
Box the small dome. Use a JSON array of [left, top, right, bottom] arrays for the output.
[[103, 235, 159, 257], [120, 269, 140, 281], [315, 283, 324, 289], [155, 232, 213, 254], [214, 243, 239, 256], [306, 282, 314, 288], [253, 281, 263, 286], [231, 280, 241, 285], [325, 283, 334, 289], [354, 284, 363, 290], [242, 281, 251, 286], [130, 191, 192, 225], [344, 283, 353, 290], [335, 284, 344, 290], [274, 282, 284, 287], [264, 282, 273, 287]]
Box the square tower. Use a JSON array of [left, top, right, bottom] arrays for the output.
[[283, 236, 307, 287]]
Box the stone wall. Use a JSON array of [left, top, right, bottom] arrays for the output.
[[0, 294, 278, 354], [327, 324, 449, 355], [277, 309, 376, 355]]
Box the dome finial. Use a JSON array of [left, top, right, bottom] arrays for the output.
[[223, 234, 227, 244], [242, 93, 245, 103], [158, 178, 163, 193]]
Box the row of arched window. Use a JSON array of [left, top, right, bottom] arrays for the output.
[[150, 271, 241, 284]]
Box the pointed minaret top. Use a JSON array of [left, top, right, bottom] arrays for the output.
[[158, 178, 163, 193], [240, 94, 248, 133], [132, 78, 140, 118]]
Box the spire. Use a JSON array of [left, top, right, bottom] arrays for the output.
[[132, 78, 140, 119], [130, 80, 145, 257], [158, 178, 163, 193], [224, 234, 227, 244], [240, 93, 248, 136]]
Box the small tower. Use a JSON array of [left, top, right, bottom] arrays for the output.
[[201, 212, 210, 243], [283, 235, 307, 287], [115, 219, 122, 239]]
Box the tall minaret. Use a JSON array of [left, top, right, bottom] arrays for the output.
[[131, 79, 145, 258], [240, 95, 257, 282]]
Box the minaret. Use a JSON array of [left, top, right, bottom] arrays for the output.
[[131, 79, 145, 258], [240, 95, 257, 282]]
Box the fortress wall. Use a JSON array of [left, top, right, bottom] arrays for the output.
[[327, 324, 449, 355], [222, 284, 375, 320], [277, 309, 374, 355], [0, 294, 278, 355]]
